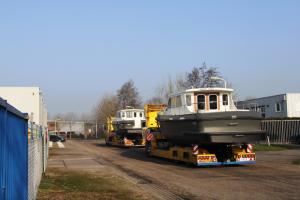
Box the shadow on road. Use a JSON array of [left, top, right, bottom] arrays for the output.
[[92, 141, 246, 169]]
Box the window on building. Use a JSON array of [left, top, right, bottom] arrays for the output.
[[275, 102, 283, 112], [209, 95, 218, 110], [197, 95, 206, 110], [140, 112, 143, 117], [121, 112, 125, 118], [134, 112, 137, 118], [260, 106, 266, 118], [222, 94, 228, 106], [186, 94, 192, 106]]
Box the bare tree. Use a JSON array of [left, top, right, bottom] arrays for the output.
[[147, 63, 225, 103], [185, 62, 222, 88], [186, 67, 202, 88], [117, 79, 142, 109], [94, 94, 119, 125]]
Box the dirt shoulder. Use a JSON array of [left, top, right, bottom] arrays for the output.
[[38, 141, 153, 200]]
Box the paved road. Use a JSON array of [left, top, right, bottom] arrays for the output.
[[48, 139, 300, 200]]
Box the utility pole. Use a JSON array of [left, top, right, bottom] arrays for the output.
[[55, 120, 57, 134], [70, 116, 73, 140], [96, 119, 98, 139]]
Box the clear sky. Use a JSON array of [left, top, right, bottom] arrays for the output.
[[1, 1, 299, 116]]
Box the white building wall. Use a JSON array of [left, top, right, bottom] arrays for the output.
[[286, 93, 300, 118], [238, 94, 288, 118], [0, 87, 47, 127]]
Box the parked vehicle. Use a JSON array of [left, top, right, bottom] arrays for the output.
[[50, 135, 65, 142]]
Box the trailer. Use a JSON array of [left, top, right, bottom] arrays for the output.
[[144, 104, 257, 166], [104, 115, 145, 147]]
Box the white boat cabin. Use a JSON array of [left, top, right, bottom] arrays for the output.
[[166, 88, 238, 115], [115, 108, 146, 129]]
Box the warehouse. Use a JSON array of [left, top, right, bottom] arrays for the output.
[[0, 87, 48, 126], [237, 93, 300, 119], [48, 120, 97, 139]]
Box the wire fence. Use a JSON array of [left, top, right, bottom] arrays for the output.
[[28, 123, 48, 200]]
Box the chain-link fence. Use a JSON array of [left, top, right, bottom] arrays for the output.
[[28, 123, 48, 200]]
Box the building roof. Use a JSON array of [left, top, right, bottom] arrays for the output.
[[0, 97, 28, 120], [238, 93, 300, 103]]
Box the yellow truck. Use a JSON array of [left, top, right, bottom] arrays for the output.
[[144, 104, 256, 166], [104, 116, 145, 147]]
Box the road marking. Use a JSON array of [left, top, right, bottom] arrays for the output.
[[57, 142, 65, 148], [49, 141, 53, 148]]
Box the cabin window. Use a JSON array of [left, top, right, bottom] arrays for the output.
[[121, 112, 125, 118], [176, 96, 182, 107], [168, 98, 171, 108], [171, 97, 176, 108], [186, 94, 192, 106], [197, 95, 205, 110], [126, 111, 132, 118], [209, 95, 218, 110], [222, 94, 228, 106], [134, 112, 137, 118]]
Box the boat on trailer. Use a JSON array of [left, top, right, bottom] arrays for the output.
[[112, 108, 146, 133], [105, 108, 146, 147], [157, 87, 265, 145]]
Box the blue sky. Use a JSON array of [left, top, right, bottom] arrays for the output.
[[0, 1, 299, 116]]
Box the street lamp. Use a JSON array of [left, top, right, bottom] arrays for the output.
[[210, 76, 227, 88]]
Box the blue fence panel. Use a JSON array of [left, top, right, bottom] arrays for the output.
[[0, 98, 28, 200]]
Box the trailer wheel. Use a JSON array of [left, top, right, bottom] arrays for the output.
[[105, 138, 110, 146], [145, 141, 152, 156]]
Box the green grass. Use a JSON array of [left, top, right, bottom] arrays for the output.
[[254, 144, 296, 152], [38, 169, 145, 200], [292, 159, 300, 165]]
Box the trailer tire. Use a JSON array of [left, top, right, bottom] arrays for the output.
[[145, 141, 152, 156]]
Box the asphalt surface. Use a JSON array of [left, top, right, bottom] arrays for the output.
[[48, 139, 300, 200]]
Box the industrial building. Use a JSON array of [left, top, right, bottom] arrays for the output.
[[238, 93, 300, 119], [0, 87, 48, 127], [0, 86, 49, 199], [48, 120, 97, 139]]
